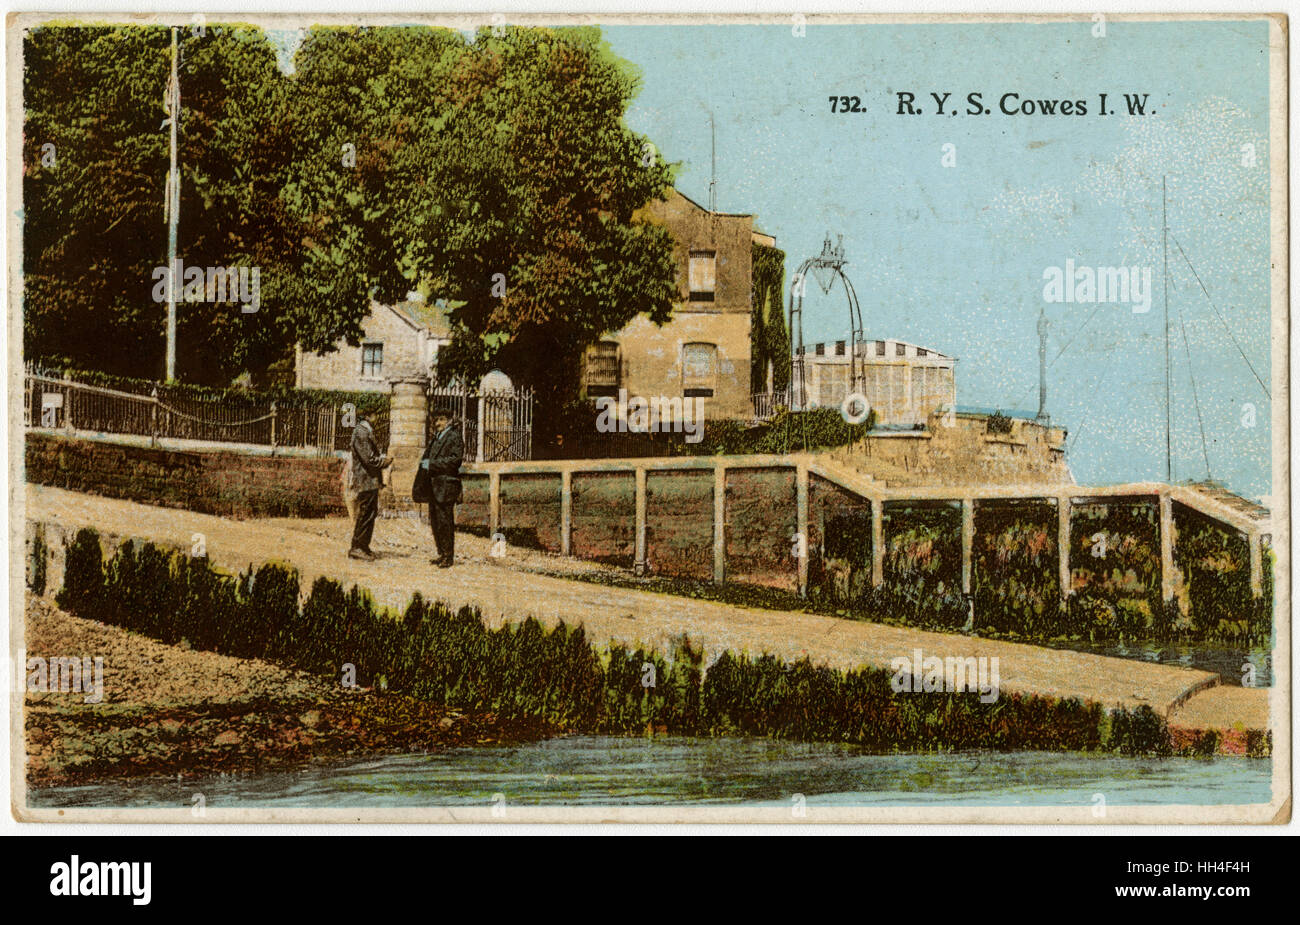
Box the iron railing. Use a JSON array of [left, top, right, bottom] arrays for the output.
[[24, 365, 339, 456], [751, 388, 789, 422], [428, 384, 534, 463]]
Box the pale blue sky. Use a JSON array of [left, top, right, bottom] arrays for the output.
[[604, 21, 1273, 500]]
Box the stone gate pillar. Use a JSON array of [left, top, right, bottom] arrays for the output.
[[385, 376, 429, 509]]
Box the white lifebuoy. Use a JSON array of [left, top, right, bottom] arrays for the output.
[[841, 392, 870, 425]]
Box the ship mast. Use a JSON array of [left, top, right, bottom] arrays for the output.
[[1162, 176, 1171, 482], [1035, 304, 1049, 424]]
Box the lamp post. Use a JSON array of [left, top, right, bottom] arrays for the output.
[[785, 234, 866, 451]]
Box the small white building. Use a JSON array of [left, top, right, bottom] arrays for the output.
[[794, 338, 956, 429], [295, 298, 452, 392]]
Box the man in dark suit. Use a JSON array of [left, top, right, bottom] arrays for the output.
[[420, 411, 464, 568], [348, 413, 391, 560]]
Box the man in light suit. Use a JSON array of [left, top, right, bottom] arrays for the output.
[[420, 411, 464, 568], [348, 413, 391, 560]]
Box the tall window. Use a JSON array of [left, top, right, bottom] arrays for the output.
[[688, 251, 716, 302], [586, 341, 621, 397], [361, 343, 383, 379], [682, 342, 718, 397]]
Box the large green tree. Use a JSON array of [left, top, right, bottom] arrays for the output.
[[22, 24, 370, 383], [423, 27, 679, 401], [292, 25, 679, 424], [23, 26, 172, 375], [286, 26, 465, 324], [25, 22, 679, 409]]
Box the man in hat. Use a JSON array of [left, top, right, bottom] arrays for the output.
[[348, 412, 391, 560], [421, 410, 464, 567]]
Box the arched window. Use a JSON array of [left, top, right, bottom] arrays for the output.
[[682, 342, 718, 397]]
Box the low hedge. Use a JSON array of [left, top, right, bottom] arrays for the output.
[[690, 406, 875, 456], [52, 526, 1210, 756], [544, 404, 873, 460]]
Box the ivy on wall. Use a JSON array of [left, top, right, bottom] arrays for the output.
[[1067, 500, 1163, 643], [1173, 506, 1271, 644], [750, 242, 789, 394], [973, 500, 1061, 638]]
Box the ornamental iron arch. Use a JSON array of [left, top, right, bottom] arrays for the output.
[[785, 234, 867, 449]]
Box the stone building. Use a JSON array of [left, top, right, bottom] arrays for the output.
[[295, 298, 451, 392], [297, 189, 780, 428], [794, 338, 957, 429], [582, 189, 778, 423]]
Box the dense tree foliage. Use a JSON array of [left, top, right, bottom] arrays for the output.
[[292, 25, 678, 423], [23, 22, 679, 400], [24, 26, 173, 376], [24, 25, 325, 382]]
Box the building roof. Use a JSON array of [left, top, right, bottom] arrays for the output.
[[636, 189, 778, 247], [383, 299, 452, 337], [670, 187, 755, 219], [802, 338, 955, 361]]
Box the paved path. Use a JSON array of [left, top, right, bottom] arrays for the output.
[[25, 485, 1269, 729], [1168, 685, 1272, 733]]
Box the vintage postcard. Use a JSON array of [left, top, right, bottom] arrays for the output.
[[6, 11, 1289, 825]]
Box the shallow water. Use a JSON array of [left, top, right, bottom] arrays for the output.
[[31, 736, 1273, 809]]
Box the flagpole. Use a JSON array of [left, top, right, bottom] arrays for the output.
[[165, 26, 180, 382]]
